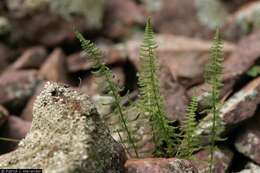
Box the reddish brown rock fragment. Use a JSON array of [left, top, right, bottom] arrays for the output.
[[192, 148, 234, 173], [0, 105, 9, 127], [0, 43, 13, 73], [125, 158, 198, 173], [103, 0, 145, 38], [67, 46, 126, 73], [9, 11, 86, 46], [0, 70, 43, 112], [123, 34, 234, 88], [8, 46, 47, 70], [160, 66, 189, 122], [40, 48, 68, 83], [223, 30, 260, 82], [0, 116, 31, 153], [150, 0, 212, 38]]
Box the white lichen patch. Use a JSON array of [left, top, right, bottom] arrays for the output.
[[220, 89, 258, 117], [194, 79, 259, 140], [238, 163, 260, 173], [0, 82, 125, 173], [235, 132, 260, 161], [195, 0, 228, 29], [234, 2, 260, 34]]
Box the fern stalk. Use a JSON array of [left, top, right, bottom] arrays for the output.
[[0, 137, 19, 142], [137, 18, 178, 156], [75, 31, 139, 158], [205, 29, 224, 173]]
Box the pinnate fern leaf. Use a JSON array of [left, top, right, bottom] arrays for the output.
[[137, 18, 180, 156]]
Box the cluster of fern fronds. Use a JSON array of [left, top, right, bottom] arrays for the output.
[[75, 18, 225, 166]]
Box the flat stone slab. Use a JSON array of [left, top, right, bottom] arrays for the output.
[[194, 77, 260, 144], [0, 82, 126, 172]]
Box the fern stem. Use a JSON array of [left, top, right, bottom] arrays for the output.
[[107, 78, 139, 158], [209, 83, 217, 173], [0, 137, 19, 142], [75, 31, 139, 158]]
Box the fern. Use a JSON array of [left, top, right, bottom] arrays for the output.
[[75, 31, 139, 158], [176, 96, 199, 159], [137, 18, 179, 156], [204, 28, 225, 173], [0, 137, 19, 142]]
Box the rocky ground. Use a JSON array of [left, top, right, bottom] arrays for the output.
[[1, 0, 260, 172]]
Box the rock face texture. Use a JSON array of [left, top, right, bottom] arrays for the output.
[[235, 110, 260, 165], [194, 76, 260, 144], [125, 158, 198, 173], [0, 82, 126, 173]]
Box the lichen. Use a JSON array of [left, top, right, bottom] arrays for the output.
[[0, 82, 125, 173], [0, 17, 11, 35], [195, 0, 228, 29]]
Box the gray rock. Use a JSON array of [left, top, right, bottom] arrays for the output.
[[235, 109, 260, 165], [0, 17, 11, 35], [237, 163, 260, 173], [194, 77, 260, 144], [0, 82, 126, 172]]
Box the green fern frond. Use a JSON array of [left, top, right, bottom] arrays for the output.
[[177, 96, 199, 159], [75, 31, 139, 158], [205, 28, 225, 173], [137, 18, 179, 156]]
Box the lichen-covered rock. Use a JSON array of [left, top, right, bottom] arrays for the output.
[[237, 163, 260, 173], [125, 158, 198, 173], [195, 0, 229, 29], [235, 109, 260, 165], [0, 16, 11, 35], [194, 77, 260, 144], [6, 0, 105, 29], [0, 82, 126, 172], [225, 1, 260, 40]]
